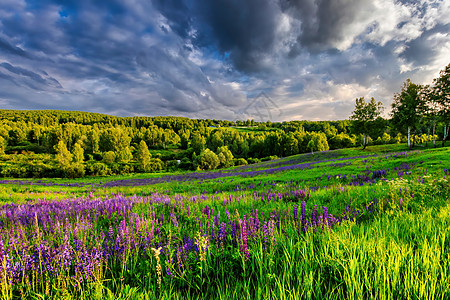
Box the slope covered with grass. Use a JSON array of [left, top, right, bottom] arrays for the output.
[[0, 144, 449, 299]]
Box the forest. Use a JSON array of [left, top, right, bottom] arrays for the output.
[[0, 63, 448, 178]]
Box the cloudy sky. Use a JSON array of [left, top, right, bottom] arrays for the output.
[[0, 0, 449, 121]]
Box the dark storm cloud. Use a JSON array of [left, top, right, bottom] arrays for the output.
[[152, 0, 192, 38], [154, 0, 281, 73], [400, 23, 450, 68], [154, 0, 374, 69], [280, 0, 374, 52], [194, 0, 281, 72]]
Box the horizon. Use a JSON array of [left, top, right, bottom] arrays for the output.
[[0, 107, 358, 123]]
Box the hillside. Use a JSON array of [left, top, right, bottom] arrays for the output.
[[1, 109, 447, 179], [0, 144, 449, 298]]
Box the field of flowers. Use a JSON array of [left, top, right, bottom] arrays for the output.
[[1, 145, 449, 299]]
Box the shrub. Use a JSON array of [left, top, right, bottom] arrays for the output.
[[103, 151, 116, 164], [234, 158, 248, 166]]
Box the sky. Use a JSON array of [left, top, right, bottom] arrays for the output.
[[0, 0, 449, 122]]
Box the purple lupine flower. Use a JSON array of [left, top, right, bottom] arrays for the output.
[[0, 238, 4, 262], [399, 197, 403, 210], [219, 223, 227, 241], [176, 244, 184, 271], [267, 216, 277, 250], [262, 222, 269, 249], [293, 204, 298, 222], [301, 200, 307, 233], [231, 222, 238, 248], [322, 207, 328, 231], [240, 215, 249, 259], [170, 213, 178, 228], [225, 209, 231, 221], [215, 211, 221, 227], [166, 266, 174, 278], [311, 205, 318, 228]]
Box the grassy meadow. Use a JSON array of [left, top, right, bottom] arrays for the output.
[[1, 144, 449, 299]]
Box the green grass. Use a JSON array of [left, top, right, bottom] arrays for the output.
[[0, 143, 449, 299]]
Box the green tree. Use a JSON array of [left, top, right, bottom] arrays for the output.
[[42, 127, 60, 152], [99, 130, 114, 152], [316, 133, 329, 151], [350, 97, 384, 150], [70, 142, 85, 178], [210, 130, 224, 150], [103, 151, 116, 164], [86, 125, 100, 154], [30, 124, 43, 145], [429, 63, 450, 146], [381, 132, 391, 144], [72, 141, 84, 163], [55, 140, 72, 169], [217, 146, 234, 168], [8, 128, 26, 146], [179, 129, 190, 149], [137, 140, 152, 172], [306, 132, 329, 154], [117, 146, 133, 163], [307, 139, 315, 154], [282, 132, 299, 156], [197, 148, 220, 170], [264, 132, 282, 156], [250, 135, 265, 158], [191, 132, 206, 155], [419, 84, 439, 147], [0, 136, 5, 155], [391, 80, 422, 149]]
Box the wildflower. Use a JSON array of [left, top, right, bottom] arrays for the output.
[[240, 216, 249, 259], [301, 200, 307, 233], [311, 205, 318, 228], [194, 232, 208, 262], [176, 244, 184, 272], [322, 207, 328, 231], [170, 213, 178, 228], [267, 216, 277, 252], [151, 247, 162, 288], [166, 266, 174, 278], [219, 223, 227, 251], [293, 204, 298, 222]]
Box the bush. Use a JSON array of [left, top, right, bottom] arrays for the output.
[[179, 157, 193, 170], [166, 160, 180, 172], [103, 151, 116, 163], [247, 158, 261, 164], [0, 164, 28, 178], [234, 158, 248, 166], [196, 148, 219, 170], [64, 163, 85, 178], [85, 162, 112, 176], [261, 155, 278, 162]]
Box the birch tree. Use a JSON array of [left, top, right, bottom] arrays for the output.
[[430, 63, 450, 146], [391, 80, 422, 149], [350, 97, 383, 150]]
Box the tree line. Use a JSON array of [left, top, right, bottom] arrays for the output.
[[350, 63, 449, 150], [0, 63, 448, 178]]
